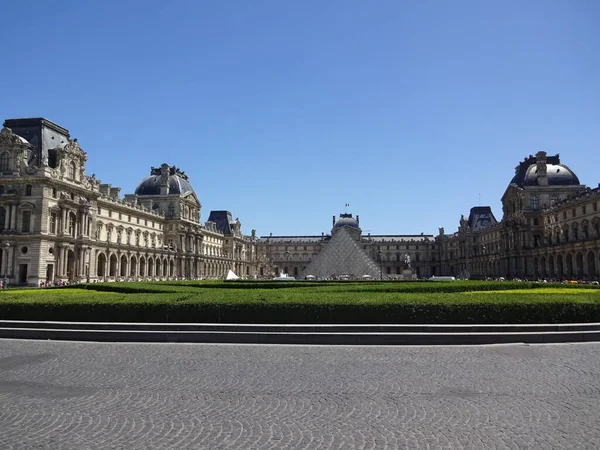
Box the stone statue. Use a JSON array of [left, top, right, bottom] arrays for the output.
[[404, 253, 411, 268]]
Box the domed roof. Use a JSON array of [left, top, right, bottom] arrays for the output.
[[333, 214, 359, 230], [134, 165, 195, 196], [510, 154, 580, 188], [515, 164, 580, 187]]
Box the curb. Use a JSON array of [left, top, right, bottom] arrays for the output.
[[1, 320, 600, 345]]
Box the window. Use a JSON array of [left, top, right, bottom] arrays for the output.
[[530, 194, 539, 210], [0, 207, 5, 231], [69, 213, 76, 237], [52, 188, 57, 198], [137, 217, 140, 224], [533, 218, 539, 226], [68, 161, 76, 180], [21, 210, 31, 233], [119, 213, 122, 220], [97, 207, 102, 215], [0, 185, 4, 195], [128, 215, 131, 222], [563, 211, 567, 220], [25, 185, 32, 196], [0, 152, 11, 172], [594, 202, 598, 212], [49, 213, 57, 234], [583, 205, 587, 214], [572, 208, 576, 218], [108, 211, 112, 218]]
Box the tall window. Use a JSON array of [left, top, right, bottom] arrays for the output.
[[0, 206, 5, 231], [21, 210, 31, 233], [49, 213, 57, 234], [25, 185, 32, 196], [69, 213, 76, 237], [530, 194, 540, 210], [0, 152, 10, 172], [69, 161, 76, 180]]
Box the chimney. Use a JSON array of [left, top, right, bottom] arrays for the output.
[[536, 151, 548, 186], [160, 163, 170, 195]]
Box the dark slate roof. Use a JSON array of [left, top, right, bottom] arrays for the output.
[[134, 166, 195, 196], [510, 154, 580, 187], [333, 213, 359, 230], [467, 206, 497, 232], [207, 210, 234, 234]]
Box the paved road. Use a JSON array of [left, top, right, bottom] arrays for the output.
[[0, 341, 599, 450]]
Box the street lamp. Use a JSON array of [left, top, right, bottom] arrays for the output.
[[3, 242, 10, 287], [86, 245, 92, 283], [377, 249, 383, 280], [482, 245, 487, 280]]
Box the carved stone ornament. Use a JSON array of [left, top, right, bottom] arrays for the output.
[[0, 127, 30, 148]]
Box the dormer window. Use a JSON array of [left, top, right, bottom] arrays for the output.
[[0, 152, 11, 172], [69, 161, 76, 180], [530, 194, 539, 210]]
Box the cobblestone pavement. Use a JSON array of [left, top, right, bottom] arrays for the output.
[[0, 341, 599, 450]]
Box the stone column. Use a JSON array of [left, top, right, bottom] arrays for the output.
[[3, 205, 10, 230]]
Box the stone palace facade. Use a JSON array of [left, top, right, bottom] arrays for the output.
[[0, 117, 599, 285], [0, 118, 257, 285]]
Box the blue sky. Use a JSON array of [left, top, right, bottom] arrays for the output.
[[2, 0, 599, 237]]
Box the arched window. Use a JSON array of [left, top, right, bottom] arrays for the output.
[[530, 194, 540, 210], [69, 161, 76, 180], [69, 212, 77, 237], [0, 152, 10, 172]]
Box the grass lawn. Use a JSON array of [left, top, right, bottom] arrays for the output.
[[1, 280, 599, 324]]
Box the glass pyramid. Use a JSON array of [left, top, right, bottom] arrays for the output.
[[301, 227, 380, 278]]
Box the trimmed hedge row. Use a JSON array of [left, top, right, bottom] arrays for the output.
[[66, 280, 600, 295], [1, 299, 600, 324]]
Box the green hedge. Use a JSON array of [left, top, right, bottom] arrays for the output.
[[2, 298, 600, 324], [2, 281, 599, 324]]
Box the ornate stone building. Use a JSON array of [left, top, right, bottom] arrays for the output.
[[0, 118, 257, 285], [1, 117, 598, 284], [436, 151, 600, 280], [256, 214, 435, 279]]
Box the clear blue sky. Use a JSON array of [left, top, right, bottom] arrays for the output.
[[2, 0, 599, 237]]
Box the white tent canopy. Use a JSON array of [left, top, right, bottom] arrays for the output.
[[225, 270, 239, 280]]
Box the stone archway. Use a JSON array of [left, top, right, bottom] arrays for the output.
[[548, 255, 555, 278], [130, 256, 137, 278], [156, 258, 162, 277], [139, 256, 146, 278], [66, 249, 76, 280], [533, 257, 539, 278], [557, 254, 564, 279], [587, 251, 596, 280], [109, 254, 118, 277], [120, 254, 128, 277], [148, 258, 154, 278], [575, 252, 584, 279], [97, 252, 106, 277], [566, 254, 573, 279], [169, 259, 175, 277], [540, 256, 546, 278]]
